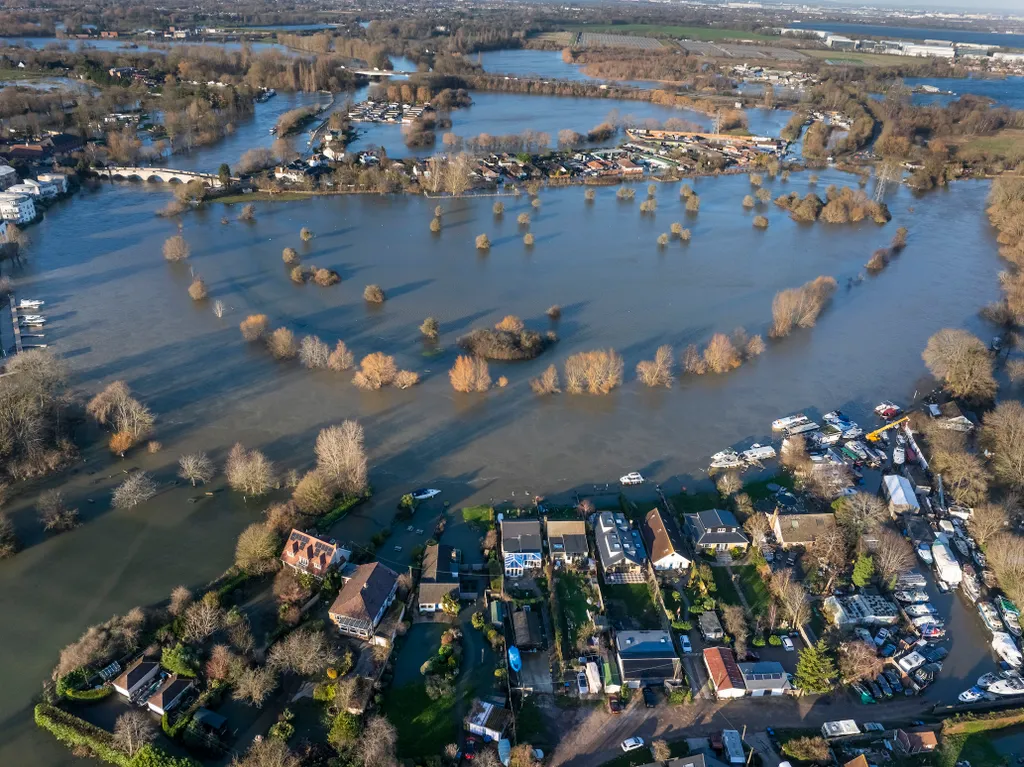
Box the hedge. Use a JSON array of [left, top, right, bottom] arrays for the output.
[[35, 703, 129, 767], [56, 670, 113, 703], [316, 492, 370, 532]]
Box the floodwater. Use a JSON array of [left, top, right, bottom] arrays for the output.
[[904, 75, 1024, 110], [0, 159, 1007, 764], [0, 36, 293, 55], [786, 21, 1024, 49], [476, 47, 695, 90]]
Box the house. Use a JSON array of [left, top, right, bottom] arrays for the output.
[[0, 193, 36, 223], [112, 660, 160, 700], [685, 510, 749, 553], [280, 529, 349, 579], [635, 757, 713, 767], [545, 519, 589, 564], [699, 611, 724, 641], [616, 630, 680, 686], [146, 675, 193, 715], [6, 180, 56, 199], [501, 519, 542, 577], [418, 543, 461, 613], [0, 165, 18, 191], [772, 512, 837, 548], [640, 508, 691, 573], [512, 609, 544, 650], [465, 698, 511, 742], [703, 647, 745, 699], [738, 661, 791, 696], [893, 729, 938, 755], [328, 562, 399, 640], [594, 512, 647, 583], [37, 173, 68, 194]]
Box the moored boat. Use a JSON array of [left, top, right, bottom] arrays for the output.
[[875, 401, 902, 418], [977, 671, 1002, 689], [772, 414, 809, 431], [999, 597, 1022, 637], [959, 687, 985, 703], [710, 449, 743, 469], [893, 446, 905, 465], [16, 299, 43, 309], [954, 536, 972, 559], [962, 565, 981, 603], [989, 675, 1024, 695], [980, 601, 1006, 634], [741, 443, 776, 463], [894, 590, 930, 604], [916, 543, 934, 565], [905, 604, 937, 618]]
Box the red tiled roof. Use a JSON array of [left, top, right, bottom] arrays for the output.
[[280, 529, 341, 576], [703, 647, 744, 692]]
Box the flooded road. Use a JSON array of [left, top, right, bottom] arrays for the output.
[[0, 169, 1005, 764]]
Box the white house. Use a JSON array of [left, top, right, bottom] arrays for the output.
[[146, 675, 193, 715], [0, 165, 18, 191], [640, 508, 690, 572], [7, 179, 57, 199], [112, 660, 160, 700], [37, 173, 68, 194], [501, 519, 542, 577], [328, 562, 399, 641], [0, 193, 36, 224]]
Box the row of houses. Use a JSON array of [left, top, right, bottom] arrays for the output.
[[0, 163, 69, 223]]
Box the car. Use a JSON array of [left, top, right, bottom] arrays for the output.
[[851, 682, 875, 704], [781, 636, 795, 652], [621, 737, 645, 753], [607, 696, 622, 714], [411, 488, 441, 501], [867, 680, 884, 700], [680, 635, 693, 654], [875, 674, 893, 698], [463, 737, 476, 761], [883, 670, 904, 693], [642, 686, 657, 708], [620, 472, 645, 486]]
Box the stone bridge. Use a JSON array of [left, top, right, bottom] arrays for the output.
[[104, 167, 234, 187]]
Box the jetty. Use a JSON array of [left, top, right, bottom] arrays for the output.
[[7, 294, 23, 354]]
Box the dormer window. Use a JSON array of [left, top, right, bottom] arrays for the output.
[[298, 557, 308, 567]]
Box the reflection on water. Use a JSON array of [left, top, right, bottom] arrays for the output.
[[904, 76, 1024, 110]]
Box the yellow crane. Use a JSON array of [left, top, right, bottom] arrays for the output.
[[865, 415, 910, 443]]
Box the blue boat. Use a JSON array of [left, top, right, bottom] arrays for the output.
[[508, 646, 522, 673]]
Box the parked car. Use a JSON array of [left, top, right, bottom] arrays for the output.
[[463, 737, 476, 761], [782, 636, 795, 652], [642, 687, 657, 708], [621, 737, 645, 753], [883, 669, 904, 693], [607, 696, 622, 715], [851, 682, 875, 704], [620, 472, 645, 486], [875, 674, 893, 698], [680, 635, 692, 654], [868, 680, 884, 700]]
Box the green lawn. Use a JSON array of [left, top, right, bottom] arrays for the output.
[[556, 571, 593, 650], [801, 49, 912, 67], [734, 565, 770, 615], [940, 732, 1008, 767], [461, 505, 494, 526], [216, 191, 315, 204], [711, 567, 743, 608], [566, 23, 777, 42], [381, 683, 457, 758], [603, 583, 660, 628], [671, 490, 719, 514]]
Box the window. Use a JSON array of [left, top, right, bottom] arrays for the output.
[[298, 557, 309, 566]]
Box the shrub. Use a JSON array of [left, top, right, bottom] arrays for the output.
[[266, 328, 298, 360], [293, 470, 334, 516], [420, 316, 440, 340], [524, 232, 534, 246], [290, 266, 307, 284], [34, 704, 128, 766], [531, 198, 541, 209], [300, 227, 313, 242], [768, 634, 783, 646], [770, 276, 838, 338], [742, 195, 755, 208], [0, 513, 19, 558], [564, 349, 623, 394], [546, 305, 561, 320], [657, 233, 669, 246], [237, 204, 256, 221], [636, 345, 674, 388], [282, 247, 299, 265], [753, 215, 769, 229], [327, 341, 354, 371], [517, 212, 530, 226], [756, 188, 772, 204], [680, 228, 692, 242], [110, 431, 135, 456], [530, 364, 560, 395], [430, 217, 441, 233], [475, 234, 491, 250], [866, 248, 890, 272], [450, 356, 491, 392], [640, 199, 657, 214], [686, 194, 701, 213], [162, 235, 189, 262], [496, 315, 525, 333], [363, 284, 385, 303], [745, 334, 766, 358], [703, 333, 742, 373], [458, 322, 551, 360], [162, 643, 199, 677], [313, 268, 340, 286], [585, 189, 596, 202], [435, 205, 443, 217], [680, 183, 693, 198], [617, 187, 635, 201], [187, 277, 207, 300], [353, 352, 398, 390], [299, 336, 330, 369], [240, 314, 269, 342], [783, 736, 830, 763], [394, 370, 420, 389], [493, 201, 504, 216]]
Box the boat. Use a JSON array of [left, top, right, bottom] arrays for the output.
[[822, 410, 847, 424], [983, 570, 999, 589], [741, 444, 776, 463], [919, 624, 946, 639], [905, 604, 937, 618], [974, 550, 988, 568], [843, 426, 864, 440], [896, 570, 928, 589], [893, 446, 905, 465], [978, 671, 1003, 689], [894, 590, 930, 604], [786, 420, 820, 436], [16, 299, 43, 309], [954, 536, 972, 559], [875, 401, 902, 419], [988, 675, 1024, 696], [959, 687, 985, 703], [962, 565, 982, 603], [913, 614, 944, 629], [619, 472, 644, 486], [980, 602, 1006, 634], [916, 543, 934, 565], [710, 449, 743, 469], [507, 646, 522, 673], [949, 505, 973, 521], [20, 313, 45, 321], [999, 597, 1022, 637], [845, 441, 869, 460], [410, 488, 441, 501], [20, 317, 45, 326], [772, 414, 809, 431]]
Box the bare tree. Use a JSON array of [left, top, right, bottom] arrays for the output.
[[87, 381, 155, 443], [716, 472, 742, 498], [450, 355, 491, 393], [781, 434, 811, 474], [703, 333, 742, 373], [809, 525, 849, 591], [225, 443, 275, 497], [981, 401, 1024, 489], [834, 492, 887, 540], [113, 710, 156, 757], [328, 341, 355, 372], [163, 234, 190, 262], [922, 328, 997, 401], [358, 715, 399, 767], [969, 503, 1009, 548], [837, 641, 883, 684], [315, 421, 368, 495], [38, 489, 79, 533], [804, 463, 853, 501], [353, 352, 398, 390], [169, 586, 193, 617], [232, 734, 300, 767], [293, 470, 335, 515], [235, 523, 280, 574], [299, 336, 331, 369], [180, 599, 225, 643], [932, 448, 990, 506], [874, 529, 914, 587], [721, 604, 748, 658], [636, 345, 674, 388], [178, 452, 214, 486], [743, 513, 771, 547], [564, 349, 623, 394], [988, 533, 1024, 605], [268, 628, 337, 675], [770, 569, 809, 628], [112, 472, 156, 509], [233, 665, 278, 707], [530, 364, 560, 395]]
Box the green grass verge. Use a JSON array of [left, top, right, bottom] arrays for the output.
[[603, 583, 660, 628], [734, 564, 770, 614], [216, 191, 315, 204], [711, 567, 743, 607], [671, 490, 719, 514], [801, 49, 911, 66], [566, 23, 777, 42], [939, 732, 1008, 767], [382, 683, 457, 758], [461, 505, 494, 525]]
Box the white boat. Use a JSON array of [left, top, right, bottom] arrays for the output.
[[959, 687, 985, 703], [410, 488, 441, 501], [20, 314, 45, 321], [16, 299, 43, 309], [998, 597, 1022, 637], [913, 614, 943, 629], [741, 443, 776, 463], [893, 446, 905, 465], [962, 565, 981, 603], [977, 671, 1003, 689], [980, 601, 1007, 634], [619, 472, 645, 486], [916, 543, 933, 565], [894, 590, 930, 604], [949, 505, 973, 521], [710, 450, 743, 469], [786, 420, 820, 436], [905, 604, 937, 618], [842, 427, 864, 440], [875, 401, 902, 417], [991, 631, 1023, 667], [772, 414, 809, 431], [20, 317, 45, 326], [988, 676, 1024, 696]]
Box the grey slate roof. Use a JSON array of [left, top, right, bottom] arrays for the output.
[[595, 512, 647, 570], [686, 509, 749, 546], [501, 519, 542, 553]]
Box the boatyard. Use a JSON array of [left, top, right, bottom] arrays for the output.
[[346, 99, 433, 124]]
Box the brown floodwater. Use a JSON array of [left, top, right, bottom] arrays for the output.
[[0, 171, 1004, 764]]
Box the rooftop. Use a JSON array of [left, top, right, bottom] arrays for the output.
[[595, 512, 647, 569], [704, 647, 744, 692], [773, 512, 836, 545], [329, 561, 399, 627], [501, 519, 542, 553], [616, 630, 676, 658], [641, 507, 687, 564]]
